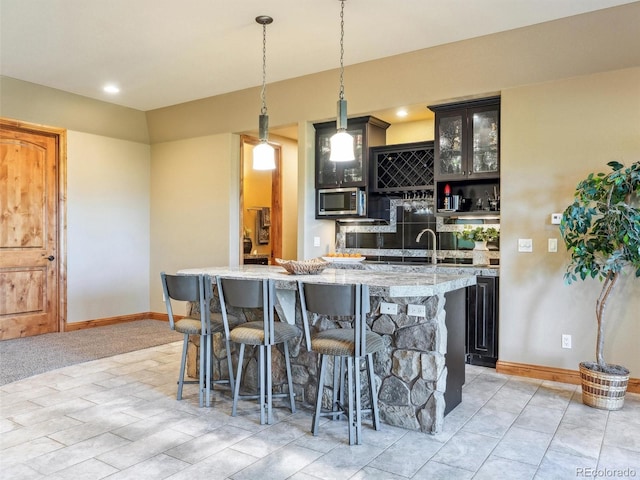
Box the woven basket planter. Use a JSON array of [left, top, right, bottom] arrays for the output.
[[275, 258, 328, 275], [579, 361, 629, 411]]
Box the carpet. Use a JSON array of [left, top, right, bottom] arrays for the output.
[[0, 320, 182, 386]]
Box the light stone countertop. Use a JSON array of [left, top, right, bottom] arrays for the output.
[[177, 265, 477, 298], [330, 260, 500, 277]]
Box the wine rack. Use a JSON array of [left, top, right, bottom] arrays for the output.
[[370, 141, 435, 193]]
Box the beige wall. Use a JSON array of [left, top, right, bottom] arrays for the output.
[[500, 68, 640, 376], [66, 131, 151, 322], [386, 118, 434, 145], [0, 76, 149, 143], [298, 121, 336, 259], [274, 134, 299, 260], [149, 133, 239, 314], [144, 3, 640, 143]]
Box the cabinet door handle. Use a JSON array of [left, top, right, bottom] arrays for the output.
[[47, 255, 55, 261]]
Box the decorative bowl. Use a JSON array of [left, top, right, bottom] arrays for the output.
[[275, 258, 328, 275]]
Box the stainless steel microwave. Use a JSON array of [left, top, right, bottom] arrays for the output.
[[317, 187, 366, 217]]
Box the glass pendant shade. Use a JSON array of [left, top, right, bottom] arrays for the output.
[[253, 141, 275, 170], [329, 130, 355, 162]]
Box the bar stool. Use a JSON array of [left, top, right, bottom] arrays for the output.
[[298, 281, 384, 445], [160, 272, 235, 407], [217, 276, 299, 425]]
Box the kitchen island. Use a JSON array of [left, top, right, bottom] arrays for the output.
[[178, 265, 476, 434]]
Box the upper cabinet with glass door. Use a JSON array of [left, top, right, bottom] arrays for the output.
[[429, 97, 500, 182], [314, 116, 389, 188]]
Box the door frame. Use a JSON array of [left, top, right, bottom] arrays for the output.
[[1, 117, 67, 332], [239, 135, 282, 264]]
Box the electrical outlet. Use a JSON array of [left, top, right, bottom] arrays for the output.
[[380, 302, 398, 315], [548, 238, 558, 253], [562, 334, 572, 349], [407, 304, 426, 317], [313, 236, 320, 247]]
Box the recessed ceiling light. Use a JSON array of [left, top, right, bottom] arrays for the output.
[[396, 109, 408, 118], [103, 84, 120, 94]]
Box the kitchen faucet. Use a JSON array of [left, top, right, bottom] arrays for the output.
[[416, 228, 438, 265]]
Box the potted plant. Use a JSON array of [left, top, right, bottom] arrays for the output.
[[455, 226, 500, 266], [560, 160, 640, 410], [456, 226, 500, 243]]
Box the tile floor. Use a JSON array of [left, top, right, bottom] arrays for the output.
[[1, 341, 638, 480]]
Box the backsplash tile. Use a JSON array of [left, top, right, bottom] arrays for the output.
[[337, 199, 500, 264]]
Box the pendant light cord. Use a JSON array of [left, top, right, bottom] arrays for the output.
[[338, 0, 345, 101], [261, 21, 268, 115]]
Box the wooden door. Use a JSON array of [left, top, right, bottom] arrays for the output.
[[0, 119, 65, 339]]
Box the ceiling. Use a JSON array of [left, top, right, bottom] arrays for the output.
[[1, 0, 635, 115]]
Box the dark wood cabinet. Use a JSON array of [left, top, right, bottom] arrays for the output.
[[243, 255, 269, 265], [445, 287, 467, 415], [429, 97, 500, 214], [430, 97, 500, 181], [466, 276, 499, 367], [369, 141, 435, 193], [314, 116, 389, 189]]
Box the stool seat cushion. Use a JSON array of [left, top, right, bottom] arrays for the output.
[[174, 317, 202, 335], [311, 329, 384, 356], [231, 321, 300, 345], [175, 313, 240, 336]]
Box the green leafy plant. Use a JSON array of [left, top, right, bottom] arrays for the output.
[[560, 160, 640, 371], [455, 226, 499, 243]]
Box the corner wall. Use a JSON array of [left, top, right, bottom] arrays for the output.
[[66, 131, 151, 322], [500, 67, 640, 376]]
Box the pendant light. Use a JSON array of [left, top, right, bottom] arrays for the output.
[[329, 0, 355, 162], [253, 15, 275, 170]]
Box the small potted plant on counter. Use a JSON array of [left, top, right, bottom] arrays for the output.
[[455, 226, 500, 266], [560, 160, 639, 410]]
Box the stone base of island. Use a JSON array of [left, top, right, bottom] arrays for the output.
[[177, 264, 476, 434]]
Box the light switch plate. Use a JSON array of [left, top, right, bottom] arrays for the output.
[[518, 238, 533, 252], [548, 238, 558, 253], [313, 236, 320, 247]]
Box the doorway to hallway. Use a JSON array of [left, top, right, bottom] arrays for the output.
[[239, 135, 282, 265]]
